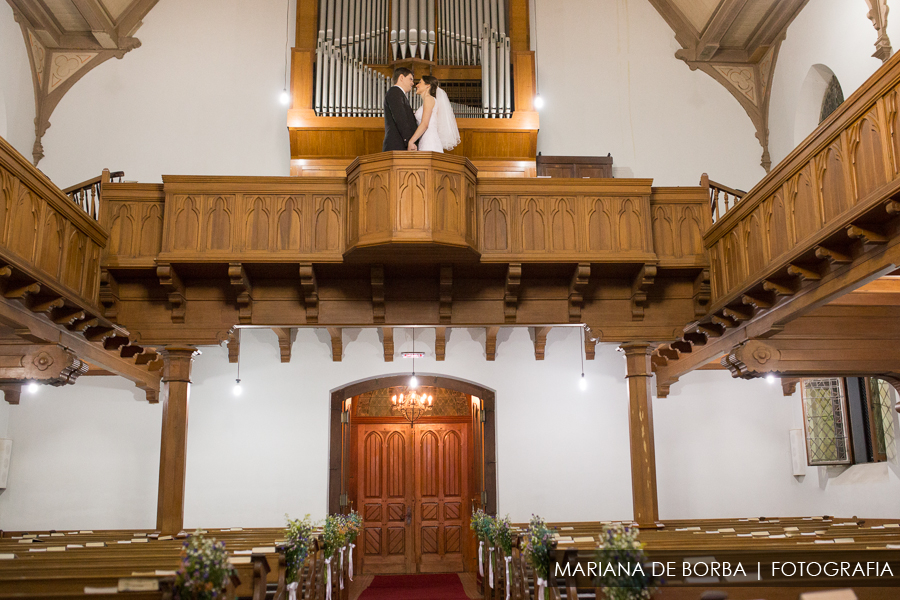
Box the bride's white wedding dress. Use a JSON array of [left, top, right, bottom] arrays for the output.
[[414, 103, 444, 152]]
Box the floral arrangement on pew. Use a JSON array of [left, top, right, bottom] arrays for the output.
[[594, 523, 657, 600], [489, 515, 514, 600], [283, 514, 314, 600], [322, 513, 348, 599], [343, 510, 361, 581], [173, 532, 235, 600], [522, 514, 553, 600], [469, 508, 492, 581]]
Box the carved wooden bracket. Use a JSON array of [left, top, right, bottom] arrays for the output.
[[532, 326, 551, 360], [228, 263, 252, 324], [781, 376, 800, 397], [0, 383, 22, 405], [157, 263, 186, 323], [866, 0, 893, 62], [99, 268, 119, 322], [485, 326, 499, 361], [382, 327, 394, 362], [440, 265, 453, 325], [585, 336, 596, 361], [8, 0, 158, 164], [273, 327, 296, 363], [299, 263, 319, 324], [631, 264, 657, 320], [504, 264, 521, 324], [226, 330, 239, 364], [692, 269, 710, 318], [568, 263, 590, 323], [371, 265, 385, 324], [435, 326, 448, 361], [0, 345, 89, 402], [327, 327, 342, 362], [656, 376, 680, 399]]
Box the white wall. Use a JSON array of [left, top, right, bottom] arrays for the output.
[[2, 326, 899, 531], [768, 0, 899, 167], [28, 0, 296, 188], [0, 0, 36, 161], [657, 370, 900, 520], [533, 0, 766, 190]]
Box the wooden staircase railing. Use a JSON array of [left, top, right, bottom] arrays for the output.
[[63, 168, 124, 221], [701, 173, 746, 223]]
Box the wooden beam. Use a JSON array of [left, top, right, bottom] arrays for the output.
[[157, 264, 186, 324], [156, 346, 198, 535], [226, 330, 239, 364], [485, 326, 499, 361], [531, 326, 551, 360], [439, 265, 453, 325], [621, 342, 659, 526], [815, 245, 852, 266], [631, 264, 657, 320], [72, 0, 118, 48], [435, 326, 447, 361], [228, 263, 253, 324], [568, 263, 590, 323], [273, 327, 296, 363], [98, 269, 119, 322], [847, 225, 888, 245], [299, 263, 319, 324], [382, 327, 393, 362], [371, 265, 385, 324], [327, 327, 342, 362], [696, 0, 751, 60], [504, 264, 521, 324]]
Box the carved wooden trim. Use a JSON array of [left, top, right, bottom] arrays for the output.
[[299, 263, 319, 324], [371, 264, 385, 324], [0, 383, 22, 405], [99, 269, 119, 322], [866, 0, 893, 62], [532, 326, 551, 360], [381, 327, 393, 362], [435, 326, 448, 361], [504, 263, 521, 324], [327, 326, 342, 361], [692, 268, 710, 317], [156, 263, 185, 323], [585, 336, 596, 361], [226, 330, 239, 364], [228, 263, 252, 324], [439, 264, 453, 325], [631, 264, 657, 320], [568, 263, 590, 323], [274, 327, 296, 363], [485, 326, 499, 361]]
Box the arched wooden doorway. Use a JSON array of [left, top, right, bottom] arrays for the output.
[[328, 375, 496, 575]]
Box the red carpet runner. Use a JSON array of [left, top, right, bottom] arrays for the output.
[[358, 573, 471, 600]]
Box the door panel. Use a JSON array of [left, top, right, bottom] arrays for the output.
[[415, 423, 468, 572], [358, 426, 414, 573]]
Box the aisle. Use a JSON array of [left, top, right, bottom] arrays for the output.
[[355, 573, 474, 600]]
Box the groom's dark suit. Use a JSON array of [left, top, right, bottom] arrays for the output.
[[383, 85, 418, 151]]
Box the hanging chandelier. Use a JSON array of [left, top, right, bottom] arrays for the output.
[[391, 388, 433, 427]]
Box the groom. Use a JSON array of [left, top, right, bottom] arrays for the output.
[[383, 68, 418, 151]]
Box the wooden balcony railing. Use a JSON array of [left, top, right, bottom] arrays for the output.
[[702, 47, 900, 308], [701, 173, 746, 223], [63, 169, 124, 221]]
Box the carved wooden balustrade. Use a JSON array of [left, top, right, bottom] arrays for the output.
[[100, 152, 711, 346], [653, 49, 900, 394], [0, 136, 161, 402], [63, 169, 124, 221]]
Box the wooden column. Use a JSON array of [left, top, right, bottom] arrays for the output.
[[621, 342, 659, 525], [156, 346, 199, 534]]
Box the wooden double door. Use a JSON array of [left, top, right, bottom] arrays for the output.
[[354, 422, 469, 574]]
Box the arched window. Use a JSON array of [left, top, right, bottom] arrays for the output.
[[794, 65, 844, 147], [820, 75, 844, 123]]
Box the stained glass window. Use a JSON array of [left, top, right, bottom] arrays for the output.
[[820, 75, 844, 123], [802, 378, 851, 465], [868, 378, 897, 462]]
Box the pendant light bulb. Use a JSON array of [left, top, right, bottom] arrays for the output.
[[27, 381, 39, 393], [280, 89, 290, 105], [410, 375, 418, 388], [233, 379, 242, 396], [579, 373, 587, 391], [534, 93, 544, 110], [766, 374, 776, 384]]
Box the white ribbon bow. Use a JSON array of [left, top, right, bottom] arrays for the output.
[[536, 576, 547, 600], [287, 582, 298, 600], [339, 547, 345, 590], [325, 558, 332, 600], [505, 556, 512, 600], [478, 541, 484, 576], [348, 543, 355, 581], [488, 548, 494, 588]]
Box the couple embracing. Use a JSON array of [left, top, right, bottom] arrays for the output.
[[382, 67, 460, 153]]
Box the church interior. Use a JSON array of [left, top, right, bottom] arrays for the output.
[[1, 0, 900, 598]]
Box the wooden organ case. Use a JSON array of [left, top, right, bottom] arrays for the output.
[[289, 0, 539, 177]]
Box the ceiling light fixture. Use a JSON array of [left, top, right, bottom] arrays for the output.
[[579, 326, 587, 391], [233, 329, 243, 396], [280, 0, 291, 106]]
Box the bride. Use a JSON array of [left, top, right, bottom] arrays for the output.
[[407, 76, 461, 152]]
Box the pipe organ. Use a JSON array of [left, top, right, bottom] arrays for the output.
[[291, 0, 537, 175], [313, 0, 512, 119]]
